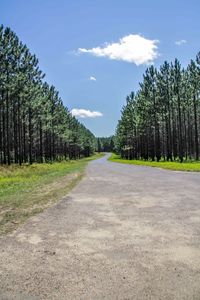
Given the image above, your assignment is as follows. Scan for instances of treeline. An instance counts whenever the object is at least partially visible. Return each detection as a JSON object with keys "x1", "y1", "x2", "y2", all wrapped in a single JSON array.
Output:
[
  {"x1": 115, "y1": 55, "x2": 200, "y2": 162},
  {"x1": 0, "y1": 26, "x2": 95, "y2": 165},
  {"x1": 96, "y1": 136, "x2": 115, "y2": 152}
]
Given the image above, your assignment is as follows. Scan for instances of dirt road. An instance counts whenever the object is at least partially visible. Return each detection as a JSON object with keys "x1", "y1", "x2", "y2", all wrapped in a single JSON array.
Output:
[{"x1": 1, "y1": 154, "x2": 200, "y2": 299}]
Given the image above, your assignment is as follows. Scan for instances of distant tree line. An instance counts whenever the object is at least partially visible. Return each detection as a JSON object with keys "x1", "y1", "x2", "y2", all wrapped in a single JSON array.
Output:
[
  {"x1": 115, "y1": 55, "x2": 200, "y2": 162},
  {"x1": 96, "y1": 136, "x2": 115, "y2": 152},
  {"x1": 0, "y1": 26, "x2": 96, "y2": 165}
]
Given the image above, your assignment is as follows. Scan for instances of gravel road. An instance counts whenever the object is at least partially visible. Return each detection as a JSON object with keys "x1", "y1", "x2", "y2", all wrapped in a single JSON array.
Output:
[{"x1": 1, "y1": 154, "x2": 200, "y2": 300}]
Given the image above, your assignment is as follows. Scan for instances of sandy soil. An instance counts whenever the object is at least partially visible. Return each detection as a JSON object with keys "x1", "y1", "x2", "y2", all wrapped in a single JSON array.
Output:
[{"x1": 0, "y1": 154, "x2": 200, "y2": 299}]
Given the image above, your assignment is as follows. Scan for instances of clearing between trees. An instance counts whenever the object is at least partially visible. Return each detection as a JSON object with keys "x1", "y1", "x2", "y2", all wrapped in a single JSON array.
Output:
[
  {"x1": 0, "y1": 154, "x2": 103, "y2": 235},
  {"x1": 0, "y1": 154, "x2": 200, "y2": 300}
]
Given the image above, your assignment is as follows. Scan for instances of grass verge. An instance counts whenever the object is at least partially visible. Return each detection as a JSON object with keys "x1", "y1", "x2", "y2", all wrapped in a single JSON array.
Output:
[
  {"x1": 0, "y1": 153, "x2": 104, "y2": 235},
  {"x1": 108, "y1": 153, "x2": 200, "y2": 172}
]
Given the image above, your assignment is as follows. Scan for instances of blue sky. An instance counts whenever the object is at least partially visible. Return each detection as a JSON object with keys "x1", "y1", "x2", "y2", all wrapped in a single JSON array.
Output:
[{"x1": 1, "y1": 0, "x2": 200, "y2": 136}]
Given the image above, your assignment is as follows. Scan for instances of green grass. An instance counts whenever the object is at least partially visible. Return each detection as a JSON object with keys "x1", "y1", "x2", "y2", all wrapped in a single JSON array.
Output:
[
  {"x1": 109, "y1": 153, "x2": 200, "y2": 172},
  {"x1": 0, "y1": 153, "x2": 104, "y2": 235}
]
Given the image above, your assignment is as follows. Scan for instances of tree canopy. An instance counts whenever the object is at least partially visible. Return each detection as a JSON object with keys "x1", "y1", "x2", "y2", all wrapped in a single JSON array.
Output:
[
  {"x1": 0, "y1": 26, "x2": 96, "y2": 165},
  {"x1": 96, "y1": 136, "x2": 115, "y2": 153},
  {"x1": 115, "y1": 55, "x2": 200, "y2": 162}
]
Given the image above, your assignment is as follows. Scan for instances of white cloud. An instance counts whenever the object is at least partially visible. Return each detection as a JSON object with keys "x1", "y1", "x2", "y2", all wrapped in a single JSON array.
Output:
[
  {"x1": 78, "y1": 34, "x2": 159, "y2": 65},
  {"x1": 175, "y1": 39, "x2": 187, "y2": 46},
  {"x1": 71, "y1": 108, "x2": 103, "y2": 118},
  {"x1": 89, "y1": 76, "x2": 96, "y2": 81}
]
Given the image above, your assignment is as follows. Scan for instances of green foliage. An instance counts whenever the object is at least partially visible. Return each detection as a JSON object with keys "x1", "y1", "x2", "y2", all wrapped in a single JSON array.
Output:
[
  {"x1": 0, "y1": 25, "x2": 96, "y2": 165},
  {"x1": 96, "y1": 136, "x2": 115, "y2": 152},
  {"x1": 115, "y1": 55, "x2": 200, "y2": 162}
]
